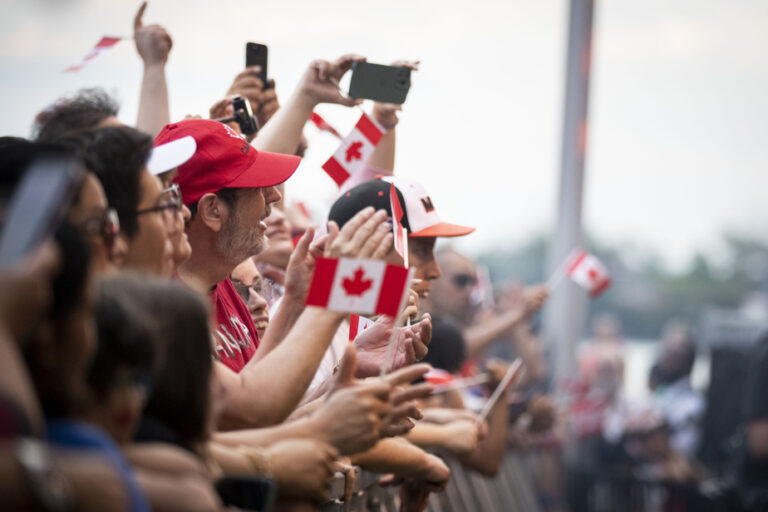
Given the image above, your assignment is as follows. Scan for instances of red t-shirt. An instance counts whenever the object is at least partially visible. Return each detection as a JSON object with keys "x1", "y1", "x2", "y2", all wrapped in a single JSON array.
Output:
[{"x1": 210, "y1": 277, "x2": 260, "y2": 372}]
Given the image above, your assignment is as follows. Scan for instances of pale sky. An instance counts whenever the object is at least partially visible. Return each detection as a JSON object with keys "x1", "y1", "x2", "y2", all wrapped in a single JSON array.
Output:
[{"x1": 1, "y1": 0, "x2": 766, "y2": 271}]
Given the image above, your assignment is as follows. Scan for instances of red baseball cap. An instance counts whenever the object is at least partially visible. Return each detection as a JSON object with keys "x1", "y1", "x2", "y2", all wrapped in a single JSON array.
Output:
[{"x1": 154, "y1": 119, "x2": 301, "y2": 205}]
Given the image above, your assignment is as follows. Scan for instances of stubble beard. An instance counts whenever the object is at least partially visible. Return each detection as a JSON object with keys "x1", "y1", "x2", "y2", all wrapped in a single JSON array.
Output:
[{"x1": 218, "y1": 214, "x2": 266, "y2": 266}]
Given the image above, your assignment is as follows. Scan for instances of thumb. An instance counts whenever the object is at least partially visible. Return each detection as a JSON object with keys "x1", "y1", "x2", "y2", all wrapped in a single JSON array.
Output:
[{"x1": 332, "y1": 344, "x2": 357, "y2": 391}]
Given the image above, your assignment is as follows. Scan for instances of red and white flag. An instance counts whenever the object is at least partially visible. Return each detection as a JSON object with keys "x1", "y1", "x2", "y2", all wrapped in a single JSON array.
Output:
[
  {"x1": 321, "y1": 113, "x2": 384, "y2": 187},
  {"x1": 389, "y1": 183, "x2": 408, "y2": 264},
  {"x1": 424, "y1": 368, "x2": 454, "y2": 386},
  {"x1": 306, "y1": 257, "x2": 410, "y2": 317},
  {"x1": 64, "y1": 36, "x2": 122, "y2": 73},
  {"x1": 348, "y1": 314, "x2": 375, "y2": 342},
  {"x1": 309, "y1": 112, "x2": 342, "y2": 139},
  {"x1": 567, "y1": 250, "x2": 611, "y2": 297}
]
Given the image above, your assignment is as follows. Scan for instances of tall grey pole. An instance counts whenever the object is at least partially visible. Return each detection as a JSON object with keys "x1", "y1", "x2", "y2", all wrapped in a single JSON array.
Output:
[{"x1": 544, "y1": 0, "x2": 594, "y2": 387}]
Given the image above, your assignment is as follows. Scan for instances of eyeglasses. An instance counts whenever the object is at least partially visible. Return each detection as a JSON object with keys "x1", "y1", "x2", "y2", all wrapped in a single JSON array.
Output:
[
  {"x1": 133, "y1": 184, "x2": 183, "y2": 225},
  {"x1": 451, "y1": 273, "x2": 478, "y2": 288},
  {"x1": 81, "y1": 208, "x2": 120, "y2": 249},
  {"x1": 231, "y1": 277, "x2": 274, "y2": 306}
]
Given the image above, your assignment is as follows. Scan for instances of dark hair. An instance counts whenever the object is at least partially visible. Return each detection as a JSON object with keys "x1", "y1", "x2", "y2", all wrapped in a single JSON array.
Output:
[
  {"x1": 422, "y1": 317, "x2": 467, "y2": 374},
  {"x1": 186, "y1": 187, "x2": 239, "y2": 222},
  {"x1": 57, "y1": 126, "x2": 153, "y2": 237},
  {"x1": 0, "y1": 138, "x2": 79, "y2": 206},
  {"x1": 114, "y1": 278, "x2": 213, "y2": 453},
  {"x1": 88, "y1": 278, "x2": 157, "y2": 403},
  {"x1": 24, "y1": 222, "x2": 92, "y2": 417},
  {"x1": 34, "y1": 88, "x2": 119, "y2": 142}
]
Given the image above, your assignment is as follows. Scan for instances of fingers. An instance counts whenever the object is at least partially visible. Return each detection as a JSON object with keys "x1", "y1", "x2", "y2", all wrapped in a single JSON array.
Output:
[
  {"x1": 323, "y1": 221, "x2": 340, "y2": 256},
  {"x1": 419, "y1": 313, "x2": 432, "y2": 345},
  {"x1": 332, "y1": 54, "x2": 366, "y2": 76},
  {"x1": 357, "y1": 222, "x2": 391, "y2": 259},
  {"x1": 412, "y1": 337, "x2": 428, "y2": 361},
  {"x1": 383, "y1": 362, "x2": 431, "y2": 388},
  {"x1": 370, "y1": 233, "x2": 394, "y2": 260},
  {"x1": 332, "y1": 345, "x2": 358, "y2": 391},
  {"x1": 292, "y1": 226, "x2": 315, "y2": 260},
  {"x1": 309, "y1": 233, "x2": 330, "y2": 258},
  {"x1": 134, "y1": 1, "x2": 147, "y2": 31},
  {"x1": 391, "y1": 382, "x2": 433, "y2": 405},
  {"x1": 357, "y1": 380, "x2": 391, "y2": 408},
  {"x1": 391, "y1": 59, "x2": 421, "y2": 71}
]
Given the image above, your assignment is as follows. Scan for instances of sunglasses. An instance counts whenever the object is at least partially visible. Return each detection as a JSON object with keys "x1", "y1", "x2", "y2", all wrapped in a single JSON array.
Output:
[{"x1": 451, "y1": 273, "x2": 478, "y2": 288}]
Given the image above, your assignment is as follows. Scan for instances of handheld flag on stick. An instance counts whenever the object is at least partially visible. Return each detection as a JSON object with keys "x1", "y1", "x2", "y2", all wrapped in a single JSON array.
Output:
[
  {"x1": 547, "y1": 249, "x2": 611, "y2": 298},
  {"x1": 321, "y1": 113, "x2": 385, "y2": 187},
  {"x1": 348, "y1": 314, "x2": 374, "y2": 342},
  {"x1": 64, "y1": 37, "x2": 123, "y2": 73},
  {"x1": 477, "y1": 358, "x2": 524, "y2": 422},
  {"x1": 306, "y1": 257, "x2": 411, "y2": 317},
  {"x1": 309, "y1": 112, "x2": 343, "y2": 139},
  {"x1": 426, "y1": 371, "x2": 491, "y2": 394}
]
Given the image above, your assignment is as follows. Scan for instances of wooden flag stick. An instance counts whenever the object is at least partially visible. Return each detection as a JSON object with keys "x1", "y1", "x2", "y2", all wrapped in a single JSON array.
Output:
[
  {"x1": 545, "y1": 250, "x2": 576, "y2": 291},
  {"x1": 381, "y1": 267, "x2": 415, "y2": 376},
  {"x1": 477, "y1": 359, "x2": 523, "y2": 422}
]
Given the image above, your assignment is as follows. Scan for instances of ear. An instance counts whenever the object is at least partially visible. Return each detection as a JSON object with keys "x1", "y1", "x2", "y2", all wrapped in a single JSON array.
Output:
[{"x1": 196, "y1": 193, "x2": 227, "y2": 233}]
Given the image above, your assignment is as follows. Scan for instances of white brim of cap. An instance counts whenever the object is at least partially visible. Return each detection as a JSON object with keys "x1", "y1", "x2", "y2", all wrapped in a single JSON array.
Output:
[{"x1": 147, "y1": 135, "x2": 197, "y2": 176}]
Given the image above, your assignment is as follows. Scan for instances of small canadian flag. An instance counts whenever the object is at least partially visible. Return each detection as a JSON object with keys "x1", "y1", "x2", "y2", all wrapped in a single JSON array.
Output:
[
  {"x1": 306, "y1": 257, "x2": 411, "y2": 317},
  {"x1": 321, "y1": 113, "x2": 384, "y2": 187},
  {"x1": 424, "y1": 369, "x2": 454, "y2": 386},
  {"x1": 348, "y1": 314, "x2": 375, "y2": 342},
  {"x1": 567, "y1": 250, "x2": 611, "y2": 297},
  {"x1": 64, "y1": 36, "x2": 122, "y2": 73}
]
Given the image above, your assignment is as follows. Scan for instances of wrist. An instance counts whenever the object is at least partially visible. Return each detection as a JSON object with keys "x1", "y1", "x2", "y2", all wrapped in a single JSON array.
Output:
[
  {"x1": 291, "y1": 89, "x2": 320, "y2": 115},
  {"x1": 142, "y1": 60, "x2": 167, "y2": 71}
]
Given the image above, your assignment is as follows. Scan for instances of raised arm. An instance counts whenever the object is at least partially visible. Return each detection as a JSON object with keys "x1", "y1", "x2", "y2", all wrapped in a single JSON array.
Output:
[
  {"x1": 134, "y1": 2, "x2": 172, "y2": 136},
  {"x1": 217, "y1": 208, "x2": 393, "y2": 428},
  {"x1": 364, "y1": 60, "x2": 420, "y2": 172},
  {"x1": 253, "y1": 54, "x2": 364, "y2": 155}
]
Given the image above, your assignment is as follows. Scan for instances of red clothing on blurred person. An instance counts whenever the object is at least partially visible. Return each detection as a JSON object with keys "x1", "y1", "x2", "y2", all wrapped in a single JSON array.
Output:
[{"x1": 210, "y1": 277, "x2": 259, "y2": 372}]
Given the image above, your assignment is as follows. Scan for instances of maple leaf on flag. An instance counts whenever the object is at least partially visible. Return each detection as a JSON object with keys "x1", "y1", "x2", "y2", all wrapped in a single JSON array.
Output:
[
  {"x1": 345, "y1": 141, "x2": 363, "y2": 162},
  {"x1": 342, "y1": 267, "x2": 373, "y2": 296}
]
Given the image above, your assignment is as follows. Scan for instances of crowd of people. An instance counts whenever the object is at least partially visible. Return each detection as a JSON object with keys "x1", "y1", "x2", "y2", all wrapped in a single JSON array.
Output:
[{"x1": 2, "y1": 3, "x2": 767, "y2": 512}]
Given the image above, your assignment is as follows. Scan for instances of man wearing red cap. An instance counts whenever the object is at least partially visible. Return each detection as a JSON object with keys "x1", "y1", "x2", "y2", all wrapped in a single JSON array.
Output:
[{"x1": 155, "y1": 118, "x2": 393, "y2": 427}]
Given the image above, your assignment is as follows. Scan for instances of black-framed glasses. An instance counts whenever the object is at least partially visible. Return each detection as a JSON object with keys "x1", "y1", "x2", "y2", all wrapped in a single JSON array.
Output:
[
  {"x1": 133, "y1": 184, "x2": 183, "y2": 223},
  {"x1": 81, "y1": 208, "x2": 120, "y2": 249},
  {"x1": 451, "y1": 273, "x2": 477, "y2": 288}
]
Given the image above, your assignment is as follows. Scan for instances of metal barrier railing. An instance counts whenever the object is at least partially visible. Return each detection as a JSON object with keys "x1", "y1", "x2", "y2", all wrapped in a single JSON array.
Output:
[{"x1": 320, "y1": 451, "x2": 543, "y2": 512}]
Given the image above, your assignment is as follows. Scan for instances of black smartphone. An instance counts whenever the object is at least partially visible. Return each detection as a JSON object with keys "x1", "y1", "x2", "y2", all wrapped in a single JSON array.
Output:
[
  {"x1": 215, "y1": 476, "x2": 276, "y2": 511},
  {"x1": 0, "y1": 157, "x2": 84, "y2": 267},
  {"x1": 245, "y1": 42, "x2": 268, "y2": 85},
  {"x1": 348, "y1": 62, "x2": 411, "y2": 104}
]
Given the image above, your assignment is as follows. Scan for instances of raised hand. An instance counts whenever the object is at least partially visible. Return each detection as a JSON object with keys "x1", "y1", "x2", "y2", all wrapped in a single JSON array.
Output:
[
  {"x1": 282, "y1": 226, "x2": 319, "y2": 304},
  {"x1": 264, "y1": 439, "x2": 339, "y2": 503},
  {"x1": 133, "y1": 2, "x2": 172, "y2": 66},
  {"x1": 353, "y1": 313, "x2": 432, "y2": 378},
  {"x1": 324, "y1": 207, "x2": 392, "y2": 260},
  {"x1": 226, "y1": 67, "x2": 265, "y2": 117},
  {"x1": 297, "y1": 54, "x2": 366, "y2": 107},
  {"x1": 371, "y1": 60, "x2": 420, "y2": 128}
]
